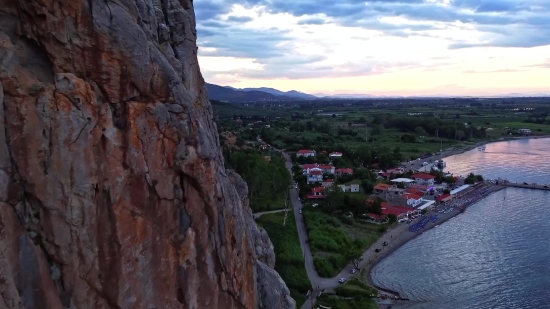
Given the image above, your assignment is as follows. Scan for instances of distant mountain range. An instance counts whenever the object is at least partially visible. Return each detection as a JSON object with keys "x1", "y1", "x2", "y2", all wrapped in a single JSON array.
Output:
[
  {"x1": 205, "y1": 83, "x2": 317, "y2": 102},
  {"x1": 205, "y1": 83, "x2": 550, "y2": 102}
]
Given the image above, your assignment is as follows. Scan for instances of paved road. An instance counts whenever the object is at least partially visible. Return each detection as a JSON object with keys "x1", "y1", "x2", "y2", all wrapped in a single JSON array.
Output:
[{"x1": 276, "y1": 150, "x2": 404, "y2": 309}]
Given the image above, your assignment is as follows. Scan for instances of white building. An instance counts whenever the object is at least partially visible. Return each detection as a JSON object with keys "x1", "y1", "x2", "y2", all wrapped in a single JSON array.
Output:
[
  {"x1": 411, "y1": 173, "x2": 436, "y2": 186},
  {"x1": 518, "y1": 129, "x2": 531, "y2": 135},
  {"x1": 338, "y1": 184, "x2": 360, "y2": 193},
  {"x1": 329, "y1": 152, "x2": 343, "y2": 158},
  {"x1": 307, "y1": 170, "x2": 323, "y2": 184}
]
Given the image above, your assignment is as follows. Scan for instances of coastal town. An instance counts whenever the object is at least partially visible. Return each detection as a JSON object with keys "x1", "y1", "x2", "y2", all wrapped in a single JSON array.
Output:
[
  {"x1": 217, "y1": 98, "x2": 550, "y2": 309},
  {"x1": 271, "y1": 139, "x2": 550, "y2": 309}
]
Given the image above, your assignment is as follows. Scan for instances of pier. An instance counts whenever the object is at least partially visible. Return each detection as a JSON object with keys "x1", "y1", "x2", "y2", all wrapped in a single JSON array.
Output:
[{"x1": 502, "y1": 182, "x2": 550, "y2": 191}]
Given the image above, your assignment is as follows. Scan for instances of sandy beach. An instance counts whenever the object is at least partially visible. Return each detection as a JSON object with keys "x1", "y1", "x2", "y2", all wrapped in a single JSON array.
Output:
[{"x1": 364, "y1": 183, "x2": 506, "y2": 308}]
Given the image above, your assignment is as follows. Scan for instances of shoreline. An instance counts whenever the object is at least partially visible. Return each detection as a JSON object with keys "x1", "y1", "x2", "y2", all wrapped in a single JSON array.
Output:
[
  {"x1": 437, "y1": 135, "x2": 550, "y2": 162},
  {"x1": 365, "y1": 184, "x2": 506, "y2": 300},
  {"x1": 407, "y1": 135, "x2": 550, "y2": 174}
]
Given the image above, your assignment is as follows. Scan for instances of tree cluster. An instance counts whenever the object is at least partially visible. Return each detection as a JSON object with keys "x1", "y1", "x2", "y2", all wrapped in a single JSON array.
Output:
[{"x1": 223, "y1": 148, "x2": 291, "y2": 211}]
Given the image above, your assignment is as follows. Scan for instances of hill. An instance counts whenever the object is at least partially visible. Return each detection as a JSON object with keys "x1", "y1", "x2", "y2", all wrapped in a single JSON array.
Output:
[{"x1": 206, "y1": 83, "x2": 317, "y2": 102}]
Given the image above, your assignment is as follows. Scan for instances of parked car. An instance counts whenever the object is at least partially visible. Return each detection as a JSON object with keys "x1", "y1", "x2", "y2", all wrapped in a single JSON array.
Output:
[
  {"x1": 375, "y1": 248, "x2": 381, "y2": 253},
  {"x1": 382, "y1": 241, "x2": 388, "y2": 246},
  {"x1": 299, "y1": 209, "x2": 303, "y2": 214},
  {"x1": 350, "y1": 269, "x2": 358, "y2": 274},
  {"x1": 338, "y1": 278, "x2": 347, "y2": 283}
]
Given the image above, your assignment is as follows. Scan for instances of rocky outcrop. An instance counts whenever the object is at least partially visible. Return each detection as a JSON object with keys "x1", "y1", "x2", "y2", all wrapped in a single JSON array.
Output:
[{"x1": 0, "y1": 1, "x2": 294, "y2": 309}]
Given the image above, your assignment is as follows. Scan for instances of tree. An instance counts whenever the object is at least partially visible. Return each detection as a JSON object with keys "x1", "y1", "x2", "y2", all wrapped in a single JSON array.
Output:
[
  {"x1": 361, "y1": 180, "x2": 374, "y2": 194},
  {"x1": 415, "y1": 126, "x2": 427, "y2": 137},
  {"x1": 345, "y1": 239, "x2": 365, "y2": 269},
  {"x1": 455, "y1": 130, "x2": 465, "y2": 141}
]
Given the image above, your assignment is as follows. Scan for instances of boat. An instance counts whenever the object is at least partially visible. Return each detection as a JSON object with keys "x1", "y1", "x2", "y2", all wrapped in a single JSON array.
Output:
[{"x1": 435, "y1": 139, "x2": 446, "y2": 169}]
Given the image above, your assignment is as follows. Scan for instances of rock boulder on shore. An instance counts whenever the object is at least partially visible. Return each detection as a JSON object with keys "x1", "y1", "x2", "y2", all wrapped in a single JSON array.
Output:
[{"x1": 0, "y1": 1, "x2": 294, "y2": 308}]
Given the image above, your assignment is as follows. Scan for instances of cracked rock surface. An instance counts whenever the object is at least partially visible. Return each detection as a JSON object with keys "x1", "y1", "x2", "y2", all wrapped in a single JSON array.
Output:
[{"x1": 0, "y1": 1, "x2": 294, "y2": 308}]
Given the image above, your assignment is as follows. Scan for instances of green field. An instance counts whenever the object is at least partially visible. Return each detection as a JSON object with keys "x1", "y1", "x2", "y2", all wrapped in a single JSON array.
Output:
[
  {"x1": 303, "y1": 209, "x2": 388, "y2": 277},
  {"x1": 256, "y1": 212, "x2": 310, "y2": 307}
]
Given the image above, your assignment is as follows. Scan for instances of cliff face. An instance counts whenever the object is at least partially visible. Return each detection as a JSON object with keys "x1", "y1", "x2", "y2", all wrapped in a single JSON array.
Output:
[{"x1": 0, "y1": 1, "x2": 294, "y2": 308}]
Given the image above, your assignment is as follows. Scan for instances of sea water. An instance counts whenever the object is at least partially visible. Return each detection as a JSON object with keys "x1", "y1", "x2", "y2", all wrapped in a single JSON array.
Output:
[{"x1": 370, "y1": 138, "x2": 550, "y2": 309}]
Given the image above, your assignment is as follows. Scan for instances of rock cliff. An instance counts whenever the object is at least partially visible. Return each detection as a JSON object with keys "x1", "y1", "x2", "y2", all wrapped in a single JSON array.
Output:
[{"x1": 0, "y1": 1, "x2": 295, "y2": 308}]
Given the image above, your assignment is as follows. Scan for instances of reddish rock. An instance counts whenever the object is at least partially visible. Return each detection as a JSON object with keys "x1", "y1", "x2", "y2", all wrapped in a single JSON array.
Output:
[{"x1": 0, "y1": 1, "x2": 294, "y2": 308}]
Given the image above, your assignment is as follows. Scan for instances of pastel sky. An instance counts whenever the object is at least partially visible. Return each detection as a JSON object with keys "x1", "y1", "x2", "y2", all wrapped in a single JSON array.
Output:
[{"x1": 194, "y1": 0, "x2": 550, "y2": 96}]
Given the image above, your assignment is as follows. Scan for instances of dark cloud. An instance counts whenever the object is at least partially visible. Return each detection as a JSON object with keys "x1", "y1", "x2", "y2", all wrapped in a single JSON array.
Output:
[
  {"x1": 194, "y1": 0, "x2": 550, "y2": 80},
  {"x1": 297, "y1": 17, "x2": 326, "y2": 25},
  {"x1": 198, "y1": 27, "x2": 292, "y2": 59},
  {"x1": 226, "y1": 15, "x2": 254, "y2": 23}
]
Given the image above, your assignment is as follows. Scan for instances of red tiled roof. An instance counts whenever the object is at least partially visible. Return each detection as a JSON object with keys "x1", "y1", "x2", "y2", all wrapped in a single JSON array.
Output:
[
  {"x1": 367, "y1": 213, "x2": 386, "y2": 220},
  {"x1": 381, "y1": 172, "x2": 390, "y2": 177},
  {"x1": 325, "y1": 179, "x2": 333, "y2": 183},
  {"x1": 412, "y1": 173, "x2": 436, "y2": 179},
  {"x1": 302, "y1": 164, "x2": 318, "y2": 169},
  {"x1": 409, "y1": 184, "x2": 429, "y2": 191},
  {"x1": 405, "y1": 189, "x2": 425, "y2": 196},
  {"x1": 310, "y1": 171, "x2": 323, "y2": 175},
  {"x1": 381, "y1": 203, "x2": 415, "y2": 216},
  {"x1": 318, "y1": 165, "x2": 334, "y2": 169},
  {"x1": 297, "y1": 149, "x2": 315, "y2": 154},
  {"x1": 336, "y1": 168, "x2": 353, "y2": 174},
  {"x1": 436, "y1": 193, "x2": 452, "y2": 202},
  {"x1": 403, "y1": 193, "x2": 422, "y2": 200},
  {"x1": 307, "y1": 194, "x2": 326, "y2": 199},
  {"x1": 374, "y1": 183, "x2": 393, "y2": 191}
]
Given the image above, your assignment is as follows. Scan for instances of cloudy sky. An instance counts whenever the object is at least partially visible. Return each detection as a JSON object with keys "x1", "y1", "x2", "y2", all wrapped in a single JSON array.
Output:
[{"x1": 195, "y1": 0, "x2": 550, "y2": 96}]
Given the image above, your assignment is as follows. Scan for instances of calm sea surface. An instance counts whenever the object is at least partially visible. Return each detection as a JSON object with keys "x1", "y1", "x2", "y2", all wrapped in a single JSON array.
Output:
[{"x1": 371, "y1": 138, "x2": 550, "y2": 309}]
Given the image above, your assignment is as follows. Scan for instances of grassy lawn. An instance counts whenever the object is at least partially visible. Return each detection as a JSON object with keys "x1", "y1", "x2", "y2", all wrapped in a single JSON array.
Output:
[
  {"x1": 334, "y1": 278, "x2": 378, "y2": 297},
  {"x1": 251, "y1": 196, "x2": 288, "y2": 212},
  {"x1": 256, "y1": 212, "x2": 310, "y2": 308},
  {"x1": 315, "y1": 294, "x2": 378, "y2": 309},
  {"x1": 304, "y1": 209, "x2": 389, "y2": 278}
]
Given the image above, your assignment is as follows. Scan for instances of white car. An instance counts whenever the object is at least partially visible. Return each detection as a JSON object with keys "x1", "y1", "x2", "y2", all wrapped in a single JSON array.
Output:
[
  {"x1": 338, "y1": 278, "x2": 347, "y2": 283},
  {"x1": 299, "y1": 209, "x2": 303, "y2": 214},
  {"x1": 350, "y1": 269, "x2": 358, "y2": 274}
]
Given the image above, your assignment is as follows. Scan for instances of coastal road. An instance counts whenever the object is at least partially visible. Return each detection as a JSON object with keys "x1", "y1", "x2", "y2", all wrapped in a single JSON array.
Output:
[{"x1": 276, "y1": 150, "x2": 409, "y2": 309}]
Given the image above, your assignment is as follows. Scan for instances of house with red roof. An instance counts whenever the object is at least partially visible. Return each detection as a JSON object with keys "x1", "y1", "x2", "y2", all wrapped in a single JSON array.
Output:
[
  {"x1": 368, "y1": 202, "x2": 417, "y2": 220},
  {"x1": 318, "y1": 164, "x2": 335, "y2": 174},
  {"x1": 405, "y1": 188, "x2": 425, "y2": 197},
  {"x1": 307, "y1": 170, "x2": 323, "y2": 184},
  {"x1": 322, "y1": 179, "x2": 334, "y2": 188},
  {"x1": 329, "y1": 152, "x2": 343, "y2": 158},
  {"x1": 302, "y1": 164, "x2": 319, "y2": 173},
  {"x1": 402, "y1": 193, "x2": 424, "y2": 207},
  {"x1": 411, "y1": 173, "x2": 436, "y2": 186},
  {"x1": 374, "y1": 183, "x2": 393, "y2": 193},
  {"x1": 436, "y1": 193, "x2": 454, "y2": 203},
  {"x1": 296, "y1": 149, "x2": 316, "y2": 157},
  {"x1": 307, "y1": 187, "x2": 325, "y2": 199},
  {"x1": 335, "y1": 168, "x2": 353, "y2": 176}
]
